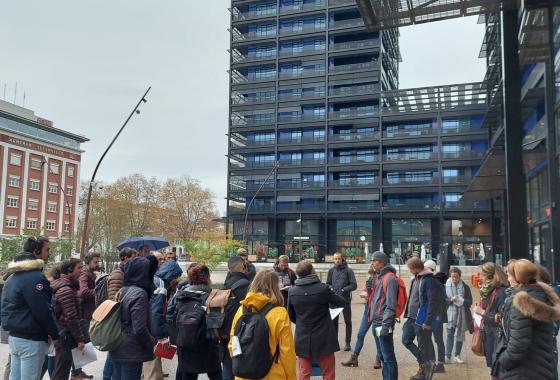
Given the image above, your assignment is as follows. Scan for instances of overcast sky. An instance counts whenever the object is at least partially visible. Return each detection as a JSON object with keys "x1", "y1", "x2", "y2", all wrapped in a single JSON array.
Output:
[{"x1": 0, "y1": 2, "x2": 486, "y2": 215}]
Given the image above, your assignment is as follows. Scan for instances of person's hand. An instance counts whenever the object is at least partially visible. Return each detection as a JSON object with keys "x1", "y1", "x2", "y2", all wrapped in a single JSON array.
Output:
[
  {"x1": 474, "y1": 305, "x2": 485, "y2": 315},
  {"x1": 379, "y1": 326, "x2": 390, "y2": 336},
  {"x1": 158, "y1": 338, "x2": 170, "y2": 345},
  {"x1": 451, "y1": 296, "x2": 457, "y2": 303},
  {"x1": 77, "y1": 342, "x2": 85, "y2": 351},
  {"x1": 422, "y1": 323, "x2": 431, "y2": 331}
]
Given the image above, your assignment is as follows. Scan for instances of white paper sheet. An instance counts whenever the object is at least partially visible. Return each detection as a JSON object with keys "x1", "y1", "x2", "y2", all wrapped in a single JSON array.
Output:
[
  {"x1": 71, "y1": 342, "x2": 97, "y2": 369},
  {"x1": 330, "y1": 307, "x2": 344, "y2": 320},
  {"x1": 454, "y1": 295, "x2": 464, "y2": 307},
  {"x1": 473, "y1": 313, "x2": 483, "y2": 328}
]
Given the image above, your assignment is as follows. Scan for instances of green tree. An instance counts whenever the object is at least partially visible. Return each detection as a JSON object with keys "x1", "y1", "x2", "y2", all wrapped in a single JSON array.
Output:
[{"x1": 181, "y1": 233, "x2": 243, "y2": 271}]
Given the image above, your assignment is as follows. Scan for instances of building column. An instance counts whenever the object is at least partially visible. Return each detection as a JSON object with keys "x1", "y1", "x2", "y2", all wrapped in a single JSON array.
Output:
[{"x1": 501, "y1": 8, "x2": 529, "y2": 259}]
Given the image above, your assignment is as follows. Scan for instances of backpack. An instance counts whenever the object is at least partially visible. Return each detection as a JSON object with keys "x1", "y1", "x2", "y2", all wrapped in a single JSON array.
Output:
[
  {"x1": 89, "y1": 287, "x2": 143, "y2": 351},
  {"x1": 232, "y1": 304, "x2": 279, "y2": 379},
  {"x1": 205, "y1": 278, "x2": 249, "y2": 339},
  {"x1": 382, "y1": 273, "x2": 408, "y2": 319},
  {"x1": 174, "y1": 289, "x2": 208, "y2": 350},
  {"x1": 94, "y1": 273, "x2": 110, "y2": 307}
]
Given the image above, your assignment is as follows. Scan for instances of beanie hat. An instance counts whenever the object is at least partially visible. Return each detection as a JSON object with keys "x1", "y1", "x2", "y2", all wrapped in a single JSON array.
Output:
[
  {"x1": 371, "y1": 251, "x2": 388, "y2": 264},
  {"x1": 424, "y1": 259, "x2": 437, "y2": 271}
]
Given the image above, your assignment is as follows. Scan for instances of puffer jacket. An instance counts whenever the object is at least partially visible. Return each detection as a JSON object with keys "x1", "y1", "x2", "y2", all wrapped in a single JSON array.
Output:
[
  {"x1": 326, "y1": 260, "x2": 357, "y2": 302},
  {"x1": 78, "y1": 266, "x2": 96, "y2": 319},
  {"x1": 229, "y1": 292, "x2": 296, "y2": 380},
  {"x1": 107, "y1": 262, "x2": 125, "y2": 301},
  {"x1": 496, "y1": 282, "x2": 560, "y2": 380},
  {"x1": 0, "y1": 252, "x2": 59, "y2": 342},
  {"x1": 150, "y1": 260, "x2": 182, "y2": 339},
  {"x1": 51, "y1": 275, "x2": 85, "y2": 344}
]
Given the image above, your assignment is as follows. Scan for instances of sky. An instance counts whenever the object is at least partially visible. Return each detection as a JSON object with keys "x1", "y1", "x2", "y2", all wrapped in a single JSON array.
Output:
[{"x1": 0, "y1": 2, "x2": 486, "y2": 216}]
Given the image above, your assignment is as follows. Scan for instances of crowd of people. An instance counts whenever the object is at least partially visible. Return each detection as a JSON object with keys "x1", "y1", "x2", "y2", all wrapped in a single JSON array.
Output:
[{"x1": 1, "y1": 236, "x2": 560, "y2": 380}]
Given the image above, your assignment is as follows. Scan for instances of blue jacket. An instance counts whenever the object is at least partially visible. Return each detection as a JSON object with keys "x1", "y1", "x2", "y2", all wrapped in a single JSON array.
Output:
[
  {"x1": 418, "y1": 270, "x2": 447, "y2": 326},
  {"x1": 0, "y1": 252, "x2": 59, "y2": 342},
  {"x1": 150, "y1": 261, "x2": 182, "y2": 339}
]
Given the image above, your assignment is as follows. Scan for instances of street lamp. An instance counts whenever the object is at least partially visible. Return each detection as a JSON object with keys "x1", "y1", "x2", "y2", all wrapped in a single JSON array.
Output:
[{"x1": 80, "y1": 87, "x2": 151, "y2": 259}]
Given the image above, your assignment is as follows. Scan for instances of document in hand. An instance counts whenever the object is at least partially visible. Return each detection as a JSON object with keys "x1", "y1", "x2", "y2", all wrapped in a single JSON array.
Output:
[
  {"x1": 473, "y1": 313, "x2": 483, "y2": 328},
  {"x1": 330, "y1": 307, "x2": 344, "y2": 320},
  {"x1": 71, "y1": 343, "x2": 97, "y2": 369}
]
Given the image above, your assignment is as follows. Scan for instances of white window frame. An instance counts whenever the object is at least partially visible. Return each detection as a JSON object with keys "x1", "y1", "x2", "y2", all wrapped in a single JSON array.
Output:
[
  {"x1": 48, "y1": 183, "x2": 58, "y2": 194},
  {"x1": 5, "y1": 217, "x2": 17, "y2": 228},
  {"x1": 7, "y1": 197, "x2": 18, "y2": 208},
  {"x1": 64, "y1": 222, "x2": 70, "y2": 232},
  {"x1": 67, "y1": 166, "x2": 75, "y2": 177},
  {"x1": 29, "y1": 179, "x2": 40, "y2": 191},
  {"x1": 47, "y1": 202, "x2": 57, "y2": 213},
  {"x1": 50, "y1": 163, "x2": 59, "y2": 175},
  {"x1": 9, "y1": 153, "x2": 21, "y2": 166},
  {"x1": 46, "y1": 220, "x2": 56, "y2": 231},
  {"x1": 65, "y1": 204, "x2": 72, "y2": 214},
  {"x1": 27, "y1": 219, "x2": 37, "y2": 230},
  {"x1": 31, "y1": 159, "x2": 43, "y2": 170},
  {"x1": 66, "y1": 186, "x2": 73, "y2": 196},
  {"x1": 9, "y1": 176, "x2": 20, "y2": 188},
  {"x1": 28, "y1": 199, "x2": 39, "y2": 211}
]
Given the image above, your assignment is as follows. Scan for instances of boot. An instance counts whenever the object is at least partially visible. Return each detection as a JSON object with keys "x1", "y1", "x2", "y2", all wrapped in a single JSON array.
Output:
[
  {"x1": 341, "y1": 354, "x2": 359, "y2": 367},
  {"x1": 409, "y1": 366, "x2": 425, "y2": 380},
  {"x1": 374, "y1": 355, "x2": 382, "y2": 369}
]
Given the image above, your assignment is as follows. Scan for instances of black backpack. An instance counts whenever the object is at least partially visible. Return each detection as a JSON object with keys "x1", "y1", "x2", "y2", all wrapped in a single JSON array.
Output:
[
  {"x1": 232, "y1": 304, "x2": 279, "y2": 379},
  {"x1": 94, "y1": 273, "x2": 110, "y2": 307},
  {"x1": 174, "y1": 289, "x2": 208, "y2": 350}
]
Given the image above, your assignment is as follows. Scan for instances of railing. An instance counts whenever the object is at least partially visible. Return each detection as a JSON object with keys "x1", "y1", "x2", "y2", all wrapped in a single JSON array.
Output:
[
  {"x1": 229, "y1": 181, "x2": 275, "y2": 191},
  {"x1": 280, "y1": 25, "x2": 326, "y2": 36},
  {"x1": 280, "y1": 1, "x2": 326, "y2": 14},
  {"x1": 231, "y1": 116, "x2": 276, "y2": 127},
  {"x1": 246, "y1": 139, "x2": 276, "y2": 146},
  {"x1": 278, "y1": 90, "x2": 326, "y2": 101},
  {"x1": 330, "y1": 39, "x2": 378, "y2": 51},
  {"x1": 329, "y1": 0, "x2": 355, "y2": 6},
  {"x1": 441, "y1": 126, "x2": 485, "y2": 134},
  {"x1": 383, "y1": 202, "x2": 439, "y2": 210},
  {"x1": 277, "y1": 113, "x2": 325, "y2": 122},
  {"x1": 330, "y1": 18, "x2": 364, "y2": 28},
  {"x1": 383, "y1": 128, "x2": 436, "y2": 138},
  {"x1": 279, "y1": 158, "x2": 325, "y2": 166},
  {"x1": 441, "y1": 151, "x2": 485, "y2": 159},
  {"x1": 329, "y1": 132, "x2": 378, "y2": 142},
  {"x1": 279, "y1": 69, "x2": 325, "y2": 79},
  {"x1": 444, "y1": 201, "x2": 490, "y2": 209},
  {"x1": 330, "y1": 61, "x2": 377, "y2": 73},
  {"x1": 384, "y1": 152, "x2": 435, "y2": 161},
  {"x1": 329, "y1": 156, "x2": 377, "y2": 164},
  {"x1": 329, "y1": 202, "x2": 379, "y2": 211},
  {"x1": 279, "y1": 46, "x2": 326, "y2": 57},
  {"x1": 329, "y1": 84, "x2": 378, "y2": 96},
  {"x1": 277, "y1": 181, "x2": 325, "y2": 189},
  {"x1": 277, "y1": 203, "x2": 325, "y2": 212},
  {"x1": 278, "y1": 136, "x2": 325, "y2": 144},
  {"x1": 232, "y1": 31, "x2": 277, "y2": 43},
  {"x1": 329, "y1": 178, "x2": 378, "y2": 187},
  {"x1": 231, "y1": 95, "x2": 276, "y2": 105},
  {"x1": 232, "y1": 52, "x2": 277, "y2": 64},
  {"x1": 329, "y1": 108, "x2": 378, "y2": 119},
  {"x1": 383, "y1": 177, "x2": 437, "y2": 185},
  {"x1": 442, "y1": 176, "x2": 471, "y2": 184},
  {"x1": 232, "y1": 10, "x2": 277, "y2": 22},
  {"x1": 245, "y1": 160, "x2": 277, "y2": 168}
]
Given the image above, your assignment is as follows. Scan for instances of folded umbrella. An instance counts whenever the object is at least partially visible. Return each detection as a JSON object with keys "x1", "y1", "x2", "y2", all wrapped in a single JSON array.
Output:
[{"x1": 116, "y1": 236, "x2": 170, "y2": 251}]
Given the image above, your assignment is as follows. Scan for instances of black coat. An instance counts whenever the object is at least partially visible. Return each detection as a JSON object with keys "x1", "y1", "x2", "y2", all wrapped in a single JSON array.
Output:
[
  {"x1": 0, "y1": 253, "x2": 59, "y2": 342},
  {"x1": 326, "y1": 261, "x2": 357, "y2": 302},
  {"x1": 418, "y1": 271, "x2": 448, "y2": 326},
  {"x1": 481, "y1": 286, "x2": 507, "y2": 367},
  {"x1": 110, "y1": 257, "x2": 156, "y2": 363},
  {"x1": 496, "y1": 283, "x2": 560, "y2": 380},
  {"x1": 177, "y1": 284, "x2": 222, "y2": 374},
  {"x1": 287, "y1": 275, "x2": 345, "y2": 359}
]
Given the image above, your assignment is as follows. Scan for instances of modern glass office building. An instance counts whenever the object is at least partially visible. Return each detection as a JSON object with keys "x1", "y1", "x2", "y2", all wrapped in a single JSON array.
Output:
[{"x1": 226, "y1": 0, "x2": 497, "y2": 264}]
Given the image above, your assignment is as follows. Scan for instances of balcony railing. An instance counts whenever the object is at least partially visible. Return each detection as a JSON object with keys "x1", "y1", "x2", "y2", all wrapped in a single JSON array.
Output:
[
  {"x1": 231, "y1": 95, "x2": 276, "y2": 105},
  {"x1": 279, "y1": 25, "x2": 326, "y2": 36},
  {"x1": 231, "y1": 116, "x2": 276, "y2": 127},
  {"x1": 330, "y1": 61, "x2": 377, "y2": 74},
  {"x1": 278, "y1": 136, "x2": 325, "y2": 144},
  {"x1": 229, "y1": 181, "x2": 275, "y2": 191},
  {"x1": 383, "y1": 202, "x2": 439, "y2": 210},
  {"x1": 383, "y1": 177, "x2": 438, "y2": 186},
  {"x1": 330, "y1": 18, "x2": 365, "y2": 29},
  {"x1": 329, "y1": 84, "x2": 379, "y2": 96},
  {"x1": 232, "y1": 31, "x2": 277, "y2": 43},
  {"x1": 277, "y1": 113, "x2": 325, "y2": 122},
  {"x1": 246, "y1": 139, "x2": 276, "y2": 146},
  {"x1": 279, "y1": 46, "x2": 325, "y2": 57},
  {"x1": 328, "y1": 202, "x2": 379, "y2": 211},
  {"x1": 329, "y1": 178, "x2": 378, "y2": 187},
  {"x1": 329, "y1": 108, "x2": 378, "y2": 119},
  {"x1": 384, "y1": 152, "x2": 435, "y2": 161},
  {"x1": 383, "y1": 128, "x2": 436, "y2": 138},
  {"x1": 279, "y1": 69, "x2": 325, "y2": 79},
  {"x1": 232, "y1": 10, "x2": 277, "y2": 22},
  {"x1": 441, "y1": 151, "x2": 485, "y2": 159},
  {"x1": 277, "y1": 181, "x2": 325, "y2": 189},
  {"x1": 277, "y1": 204, "x2": 325, "y2": 212},
  {"x1": 329, "y1": 0, "x2": 355, "y2": 6},
  {"x1": 245, "y1": 160, "x2": 277, "y2": 168},
  {"x1": 329, "y1": 156, "x2": 377, "y2": 164},
  {"x1": 441, "y1": 126, "x2": 484, "y2": 134},
  {"x1": 232, "y1": 52, "x2": 277, "y2": 64},
  {"x1": 329, "y1": 132, "x2": 378, "y2": 142},
  {"x1": 278, "y1": 91, "x2": 326, "y2": 101},
  {"x1": 444, "y1": 200, "x2": 490, "y2": 209},
  {"x1": 280, "y1": 1, "x2": 326, "y2": 14},
  {"x1": 279, "y1": 158, "x2": 325, "y2": 167},
  {"x1": 330, "y1": 39, "x2": 378, "y2": 51},
  {"x1": 442, "y1": 176, "x2": 471, "y2": 184}
]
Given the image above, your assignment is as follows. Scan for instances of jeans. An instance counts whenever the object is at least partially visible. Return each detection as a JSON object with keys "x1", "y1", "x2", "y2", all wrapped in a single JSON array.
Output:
[
  {"x1": 333, "y1": 301, "x2": 352, "y2": 345},
  {"x1": 8, "y1": 336, "x2": 49, "y2": 380},
  {"x1": 417, "y1": 326, "x2": 435, "y2": 362},
  {"x1": 103, "y1": 355, "x2": 113, "y2": 380},
  {"x1": 113, "y1": 362, "x2": 143, "y2": 380},
  {"x1": 432, "y1": 324, "x2": 445, "y2": 364},
  {"x1": 445, "y1": 326, "x2": 463, "y2": 358},
  {"x1": 219, "y1": 340, "x2": 233, "y2": 380},
  {"x1": 353, "y1": 305, "x2": 375, "y2": 356},
  {"x1": 401, "y1": 319, "x2": 426, "y2": 365},
  {"x1": 374, "y1": 329, "x2": 398, "y2": 380}
]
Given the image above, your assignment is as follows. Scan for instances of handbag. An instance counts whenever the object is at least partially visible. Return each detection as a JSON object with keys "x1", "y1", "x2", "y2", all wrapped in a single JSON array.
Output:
[
  {"x1": 153, "y1": 341, "x2": 177, "y2": 360},
  {"x1": 471, "y1": 289, "x2": 496, "y2": 356}
]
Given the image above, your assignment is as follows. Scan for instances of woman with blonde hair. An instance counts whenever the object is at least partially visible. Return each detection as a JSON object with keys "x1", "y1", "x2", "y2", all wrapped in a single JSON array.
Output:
[
  {"x1": 494, "y1": 259, "x2": 560, "y2": 379},
  {"x1": 229, "y1": 270, "x2": 296, "y2": 380},
  {"x1": 473, "y1": 262, "x2": 509, "y2": 376}
]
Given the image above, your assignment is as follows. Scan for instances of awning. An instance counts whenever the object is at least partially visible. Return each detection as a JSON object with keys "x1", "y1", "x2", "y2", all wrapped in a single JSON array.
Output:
[{"x1": 277, "y1": 195, "x2": 301, "y2": 202}]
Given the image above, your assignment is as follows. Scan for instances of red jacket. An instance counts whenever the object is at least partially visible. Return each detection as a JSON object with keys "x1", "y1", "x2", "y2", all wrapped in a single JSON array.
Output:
[
  {"x1": 78, "y1": 266, "x2": 96, "y2": 319},
  {"x1": 52, "y1": 276, "x2": 85, "y2": 343}
]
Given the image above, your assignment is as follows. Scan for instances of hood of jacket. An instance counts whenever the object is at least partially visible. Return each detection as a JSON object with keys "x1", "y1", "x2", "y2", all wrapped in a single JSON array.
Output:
[
  {"x1": 155, "y1": 260, "x2": 182, "y2": 286},
  {"x1": 295, "y1": 274, "x2": 321, "y2": 286},
  {"x1": 240, "y1": 291, "x2": 273, "y2": 312},
  {"x1": 175, "y1": 284, "x2": 212, "y2": 302},
  {"x1": 379, "y1": 265, "x2": 396, "y2": 277},
  {"x1": 51, "y1": 275, "x2": 78, "y2": 293},
  {"x1": 124, "y1": 256, "x2": 152, "y2": 294},
  {"x1": 8, "y1": 252, "x2": 44, "y2": 273},
  {"x1": 513, "y1": 282, "x2": 560, "y2": 324}
]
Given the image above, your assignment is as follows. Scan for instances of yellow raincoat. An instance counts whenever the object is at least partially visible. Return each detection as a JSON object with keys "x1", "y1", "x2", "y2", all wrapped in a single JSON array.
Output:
[{"x1": 229, "y1": 292, "x2": 297, "y2": 380}]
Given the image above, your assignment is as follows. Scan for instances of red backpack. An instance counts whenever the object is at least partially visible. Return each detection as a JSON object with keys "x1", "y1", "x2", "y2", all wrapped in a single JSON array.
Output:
[{"x1": 382, "y1": 273, "x2": 408, "y2": 320}]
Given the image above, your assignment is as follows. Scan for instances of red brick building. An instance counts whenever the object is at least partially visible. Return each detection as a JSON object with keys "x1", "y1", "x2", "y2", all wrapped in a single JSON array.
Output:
[{"x1": 0, "y1": 100, "x2": 88, "y2": 239}]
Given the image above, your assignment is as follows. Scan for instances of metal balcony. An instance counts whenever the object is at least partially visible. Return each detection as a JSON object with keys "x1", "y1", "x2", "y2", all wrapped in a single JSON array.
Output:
[
  {"x1": 382, "y1": 177, "x2": 437, "y2": 186},
  {"x1": 330, "y1": 61, "x2": 377, "y2": 74},
  {"x1": 329, "y1": 107, "x2": 378, "y2": 119},
  {"x1": 384, "y1": 152, "x2": 435, "y2": 161},
  {"x1": 383, "y1": 128, "x2": 436, "y2": 138},
  {"x1": 328, "y1": 202, "x2": 379, "y2": 211},
  {"x1": 279, "y1": 158, "x2": 325, "y2": 167},
  {"x1": 278, "y1": 135, "x2": 325, "y2": 144},
  {"x1": 328, "y1": 131, "x2": 379, "y2": 142},
  {"x1": 330, "y1": 39, "x2": 378, "y2": 51},
  {"x1": 329, "y1": 178, "x2": 378, "y2": 187},
  {"x1": 329, "y1": 155, "x2": 377, "y2": 164}
]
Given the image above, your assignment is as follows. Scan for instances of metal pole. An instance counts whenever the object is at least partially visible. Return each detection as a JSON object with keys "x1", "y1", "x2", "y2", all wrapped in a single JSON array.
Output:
[
  {"x1": 299, "y1": 212, "x2": 302, "y2": 259},
  {"x1": 80, "y1": 87, "x2": 151, "y2": 259}
]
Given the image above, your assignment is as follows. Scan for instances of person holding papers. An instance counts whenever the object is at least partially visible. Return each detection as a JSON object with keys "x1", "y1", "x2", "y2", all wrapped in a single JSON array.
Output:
[
  {"x1": 445, "y1": 267, "x2": 473, "y2": 365},
  {"x1": 287, "y1": 260, "x2": 345, "y2": 380}
]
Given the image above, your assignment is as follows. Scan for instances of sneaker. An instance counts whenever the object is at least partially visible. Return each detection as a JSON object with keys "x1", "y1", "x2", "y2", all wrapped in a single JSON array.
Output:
[
  {"x1": 445, "y1": 356, "x2": 452, "y2": 364},
  {"x1": 422, "y1": 361, "x2": 436, "y2": 380},
  {"x1": 434, "y1": 363, "x2": 445, "y2": 373},
  {"x1": 454, "y1": 356, "x2": 464, "y2": 364}
]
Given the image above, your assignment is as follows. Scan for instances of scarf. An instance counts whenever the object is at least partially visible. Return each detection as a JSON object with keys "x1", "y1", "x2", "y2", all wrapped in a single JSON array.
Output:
[{"x1": 446, "y1": 278, "x2": 467, "y2": 342}]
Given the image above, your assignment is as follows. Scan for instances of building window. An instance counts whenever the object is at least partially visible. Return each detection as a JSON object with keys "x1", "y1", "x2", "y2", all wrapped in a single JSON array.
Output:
[
  {"x1": 28, "y1": 199, "x2": 39, "y2": 211},
  {"x1": 10, "y1": 153, "x2": 21, "y2": 166},
  {"x1": 65, "y1": 204, "x2": 71, "y2": 214},
  {"x1": 64, "y1": 222, "x2": 70, "y2": 232},
  {"x1": 46, "y1": 220, "x2": 56, "y2": 231},
  {"x1": 5, "y1": 217, "x2": 17, "y2": 228},
  {"x1": 66, "y1": 186, "x2": 73, "y2": 196},
  {"x1": 9, "y1": 176, "x2": 20, "y2": 188},
  {"x1": 68, "y1": 166, "x2": 74, "y2": 177},
  {"x1": 31, "y1": 159, "x2": 43, "y2": 170},
  {"x1": 29, "y1": 179, "x2": 40, "y2": 191},
  {"x1": 47, "y1": 202, "x2": 57, "y2": 213},
  {"x1": 49, "y1": 183, "x2": 58, "y2": 194},
  {"x1": 27, "y1": 219, "x2": 37, "y2": 230},
  {"x1": 50, "y1": 163, "x2": 59, "y2": 174},
  {"x1": 7, "y1": 197, "x2": 18, "y2": 208}
]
